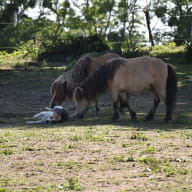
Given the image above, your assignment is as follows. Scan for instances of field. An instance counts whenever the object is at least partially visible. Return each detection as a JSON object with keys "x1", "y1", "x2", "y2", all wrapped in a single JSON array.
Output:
[{"x1": 0, "y1": 63, "x2": 192, "y2": 192}]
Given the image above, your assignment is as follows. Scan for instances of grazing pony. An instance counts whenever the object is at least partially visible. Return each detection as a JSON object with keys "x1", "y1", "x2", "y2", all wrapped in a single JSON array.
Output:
[
  {"x1": 49, "y1": 53, "x2": 120, "y2": 113},
  {"x1": 73, "y1": 56, "x2": 177, "y2": 121}
]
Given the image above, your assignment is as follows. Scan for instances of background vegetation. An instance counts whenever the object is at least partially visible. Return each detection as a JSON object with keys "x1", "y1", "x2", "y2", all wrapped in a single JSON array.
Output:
[{"x1": 0, "y1": 0, "x2": 192, "y2": 66}]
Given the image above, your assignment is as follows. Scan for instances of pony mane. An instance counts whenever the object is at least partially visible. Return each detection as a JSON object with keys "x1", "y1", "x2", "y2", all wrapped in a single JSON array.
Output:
[
  {"x1": 50, "y1": 73, "x2": 74, "y2": 98},
  {"x1": 86, "y1": 49, "x2": 122, "y2": 58},
  {"x1": 50, "y1": 74, "x2": 65, "y2": 94},
  {"x1": 71, "y1": 56, "x2": 92, "y2": 85},
  {"x1": 79, "y1": 57, "x2": 126, "y2": 100}
]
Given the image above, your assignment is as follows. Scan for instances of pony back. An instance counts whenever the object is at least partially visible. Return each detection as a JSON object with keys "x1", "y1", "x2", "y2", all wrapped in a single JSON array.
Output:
[
  {"x1": 71, "y1": 56, "x2": 92, "y2": 86},
  {"x1": 71, "y1": 53, "x2": 120, "y2": 86}
]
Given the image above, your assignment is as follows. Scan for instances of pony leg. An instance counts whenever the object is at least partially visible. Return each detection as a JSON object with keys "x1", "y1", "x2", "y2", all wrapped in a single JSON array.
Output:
[
  {"x1": 119, "y1": 92, "x2": 136, "y2": 120},
  {"x1": 146, "y1": 85, "x2": 160, "y2": 121},
  {"x1": 119, "y1": 96, "x2": 125, "y2": 112},
  {"x1": 95, "y1": 99, "x2": 100, "y2": 116},
  {"x1": 111, "y1": 91, "x2": 119, "y2": 121}
]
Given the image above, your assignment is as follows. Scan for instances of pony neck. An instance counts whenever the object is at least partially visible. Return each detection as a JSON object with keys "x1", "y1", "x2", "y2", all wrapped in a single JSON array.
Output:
[
  {"x1": 66, "y1": 80, "x2": 74, "y2": 99},
  {"x1": 80, "y1": 64, "x2": 109, "y2": 101},
  {"x1": 66, "y1": 71, "x2": 75, "y2": 99}
]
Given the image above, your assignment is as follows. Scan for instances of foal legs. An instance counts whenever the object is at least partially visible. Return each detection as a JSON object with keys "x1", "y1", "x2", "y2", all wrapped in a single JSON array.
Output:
[
  {"x1": 119, "y1": 92, "x2": 137, "y2": 120},
  {"x1": 146, "y1": 85, "x2": 160, "y2": 121}
]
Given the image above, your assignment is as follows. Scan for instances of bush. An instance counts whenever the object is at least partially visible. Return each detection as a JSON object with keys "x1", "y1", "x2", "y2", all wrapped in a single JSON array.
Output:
[
  {"x1": 185, "y1": 42, "x2": 192, "y2": 63},
  {"x1": 122, "y1": 48, "x2": 148, "y2": 58},
  {"x1": 149, "y1": 43, "x2": 186, "y2": 64},
  {"x1": 18, "y1": 41, "x2": 39, "y2": 59},
  {"x1": 38, "y1": 35, "x2": 109, "y2": 61}
]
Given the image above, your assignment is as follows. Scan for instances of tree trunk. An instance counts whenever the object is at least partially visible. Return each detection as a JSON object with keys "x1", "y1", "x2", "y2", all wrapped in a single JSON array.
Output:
[{"x1": 144, "y1": 9, "x2": 154, "y2": 47}]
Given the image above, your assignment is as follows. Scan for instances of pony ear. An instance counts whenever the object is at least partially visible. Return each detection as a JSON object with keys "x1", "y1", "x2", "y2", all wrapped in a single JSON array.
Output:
[{"x1": 77, "y1": 86, "x2": 84, "y2": 93}]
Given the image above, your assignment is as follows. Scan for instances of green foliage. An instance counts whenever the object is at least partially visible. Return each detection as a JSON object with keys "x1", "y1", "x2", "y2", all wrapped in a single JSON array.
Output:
[
  {"x1": 148, "y1": 43, "x2": 186, "y2": 64},
  {"x1": 0, "y1": 18, "x2": 42, "y2": 53},
  {"x1": 18, "y1": 40, "x2": 39, "y2": 59},
  {"x1": 38, "y1": 35, "x2": 109, "y2": 61},
  {"x1": 0, "y1": 45, "x2": 44, "y2": 70},
  {"x1": 155, "y1": 0, "x2": 192, "y2": 47},
  {"x1": 0, "y1": 0, "x2": 192, "y2": 64},
  {"x1": 122, "y1": 48, "x2": 146, "y2": 58},
  {"x1": 0, "y1": 188, "x2": 8, "y2": 192}
]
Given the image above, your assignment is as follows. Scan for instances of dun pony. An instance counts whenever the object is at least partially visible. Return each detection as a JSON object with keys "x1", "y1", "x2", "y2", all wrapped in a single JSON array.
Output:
[
  {"x1": 49, "y1": 53, "x2": 120, "y2": 113},
  {"x1": 73, "y1": 56, "x2": 177, "y2": 121}
]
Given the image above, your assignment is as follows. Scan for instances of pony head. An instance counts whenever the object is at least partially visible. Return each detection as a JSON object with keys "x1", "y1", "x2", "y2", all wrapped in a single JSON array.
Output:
[
  {"x1": 49, "y1": 75, "x2": 67, "y2": 107},
  {"x1": 73, "y1": 86, "x2": 89, "y2": 118}
]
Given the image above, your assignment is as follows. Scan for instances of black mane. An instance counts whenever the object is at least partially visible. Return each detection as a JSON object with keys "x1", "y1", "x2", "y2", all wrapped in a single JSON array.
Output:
[
  {"x1": 71, "y1": 56, "x2": 92, "y2": 85},
  {"x1": 79, "y1": 58, "x2": 125, "y2": 100}
]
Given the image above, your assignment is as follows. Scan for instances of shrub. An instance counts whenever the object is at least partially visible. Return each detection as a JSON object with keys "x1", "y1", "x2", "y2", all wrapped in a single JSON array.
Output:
[{"x1": 38, "y1": 35, "x2": 109, "y2": 61}]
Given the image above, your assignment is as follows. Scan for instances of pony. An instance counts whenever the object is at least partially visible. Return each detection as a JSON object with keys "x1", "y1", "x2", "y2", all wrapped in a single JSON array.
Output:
[
  {"x1": 49, "y1": 53, "x2": 120, "y2": 113},
  {"x1": 73, "y1": 56, "x2": 177, "y2": 121}
]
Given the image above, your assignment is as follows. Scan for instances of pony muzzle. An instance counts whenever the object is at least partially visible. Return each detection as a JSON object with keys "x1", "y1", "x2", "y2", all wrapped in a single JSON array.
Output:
[{"x1": 75, "y1": 105, "x2": 89, "y2": 119}]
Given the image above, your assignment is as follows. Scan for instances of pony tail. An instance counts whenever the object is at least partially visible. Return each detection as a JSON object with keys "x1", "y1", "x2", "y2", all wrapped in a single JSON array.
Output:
[{"x1": 165, "y1": 64, "x2": 177, "y2": 120}]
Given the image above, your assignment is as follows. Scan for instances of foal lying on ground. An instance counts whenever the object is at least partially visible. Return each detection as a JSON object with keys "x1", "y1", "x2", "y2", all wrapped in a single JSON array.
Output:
[
  {"x1": 73, "y1": 56, "x2": 177, "y2": 121},
  {"x1": 25, "y1": 106, "x2": 68, "y2": 124}
]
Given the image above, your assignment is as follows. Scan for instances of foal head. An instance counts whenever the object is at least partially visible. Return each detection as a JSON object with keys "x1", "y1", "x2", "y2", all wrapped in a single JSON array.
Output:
[{"x1": 49, "y1": 75, "x2": 68, "y2": 107}]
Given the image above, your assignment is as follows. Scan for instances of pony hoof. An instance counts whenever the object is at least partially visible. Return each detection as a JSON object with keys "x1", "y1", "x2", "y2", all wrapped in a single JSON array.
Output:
[{"x1": 130, "y1": 112, "x2": 137, "y2": 120}]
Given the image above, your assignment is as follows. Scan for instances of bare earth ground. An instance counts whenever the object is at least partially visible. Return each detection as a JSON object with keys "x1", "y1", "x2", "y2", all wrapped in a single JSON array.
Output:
[{"x1": 0, "y1": 65, "x2": 192, "y2": 191}]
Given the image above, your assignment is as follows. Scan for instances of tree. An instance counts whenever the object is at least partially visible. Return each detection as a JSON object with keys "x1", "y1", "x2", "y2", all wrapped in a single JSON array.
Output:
[
  {"x1": 144, "y1": 4, "x2": 155, "y2": 47},
  {"x1": 38, "y1": 0, "x2": 78, "y2": 47},
  {"x1": 0, "y1": 0, "x2": 38, "y2": 26},
  {"x1": 76, "y1": 0, "x2": 116, "y2": 38},
  {"x1": 154, "y1": 0, "x2": 192, "y2": 45},
  {"x1": 114, "y1": 0, "x2": 143, "y2": 50}
]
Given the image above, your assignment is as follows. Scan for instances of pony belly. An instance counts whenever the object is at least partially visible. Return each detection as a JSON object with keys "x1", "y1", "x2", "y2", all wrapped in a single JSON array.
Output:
[{"x1": 115, "y1": 77, "x2": 151, "y2": 94}]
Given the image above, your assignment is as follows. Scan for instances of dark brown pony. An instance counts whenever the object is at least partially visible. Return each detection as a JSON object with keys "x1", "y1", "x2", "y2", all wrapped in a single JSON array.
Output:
[
  {"x1": 73, "y1": 56, "x2": 177, "y2": 121},
  {"x1": 49, "y1": 53, "x2": 120, "y2": 112}
]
